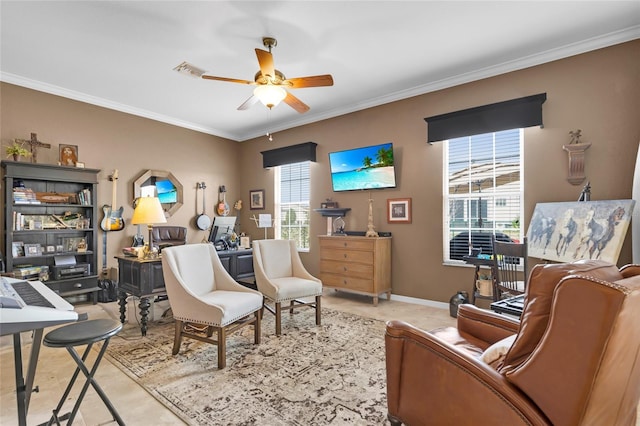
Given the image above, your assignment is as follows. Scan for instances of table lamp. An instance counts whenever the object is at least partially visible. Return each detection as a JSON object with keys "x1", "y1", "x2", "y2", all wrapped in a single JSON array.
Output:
[{"x1": 131, "y1": 196, "x2": 167, "y2": 259}]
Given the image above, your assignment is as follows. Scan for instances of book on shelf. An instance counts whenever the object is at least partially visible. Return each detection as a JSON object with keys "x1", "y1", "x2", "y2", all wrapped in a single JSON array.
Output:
[
  {"x1": 13, "y1": 187, "x2": 41, "y2": 204},
  {"x1": 77, "y1": 188, "x2": 92, "y2": 205}
]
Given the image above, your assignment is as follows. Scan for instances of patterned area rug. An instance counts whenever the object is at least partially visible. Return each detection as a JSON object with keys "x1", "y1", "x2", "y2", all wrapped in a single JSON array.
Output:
[{"x1": 104, "y1": 308, "x2": 388, "y2": 425}]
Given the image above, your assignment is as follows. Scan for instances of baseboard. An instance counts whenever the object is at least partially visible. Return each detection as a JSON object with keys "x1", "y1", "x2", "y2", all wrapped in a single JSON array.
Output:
[{"x1": 388, "y1": 293, "x2": 449, "y2": 310}]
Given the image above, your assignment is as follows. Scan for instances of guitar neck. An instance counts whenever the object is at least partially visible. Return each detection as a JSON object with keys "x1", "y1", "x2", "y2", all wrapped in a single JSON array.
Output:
[{"x1": 111, "y1": 177, "x2": 117, "y2": 208}]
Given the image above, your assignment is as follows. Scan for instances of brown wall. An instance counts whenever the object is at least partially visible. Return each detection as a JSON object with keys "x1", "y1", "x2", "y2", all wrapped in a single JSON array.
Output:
[
  {"x1": 2, "y1": 40, "x2": 639, "y2": 303},
  {"x1": 1, "y1": 83, "x2": 241, "y2": 273},
  {"x1": 238, "y1": 40, "x2": 640, "y2": 303}
]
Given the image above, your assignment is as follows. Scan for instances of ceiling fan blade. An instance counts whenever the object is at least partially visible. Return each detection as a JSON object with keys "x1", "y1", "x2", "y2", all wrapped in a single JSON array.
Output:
[
  {"x1": 255, "y1": 48, "x2": 275, "y2": 80},
  {"x1": 284, "y1": 74, "x2": 334, "y2": 89},
  {"x1": 283, "y1": 91, "x2": 310, "y2": 114},
  {"x1": 202, "y1": 75, "x2": 254, "y2": 85},
  {"x1": 237, "y1": 95, "x2": 259, "y2": 111}
]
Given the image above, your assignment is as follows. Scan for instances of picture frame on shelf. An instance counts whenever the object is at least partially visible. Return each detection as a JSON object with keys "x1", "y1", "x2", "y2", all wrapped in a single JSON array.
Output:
[
  {"x1": 387, "y1": 198, "x2": 412, "y2": 223},
  {"x1": 24, "y1": 243, "x2": 42, "y2": 257},
  {"x1": 250, "y1": 189, "x2": 265, "y2": 210},
  {"x1": 59, "y1": 144, "x2": 78, "y2": 166},
  {"x1": 46, "y1": 245, "x2": 56, "y2": 253},
  {"x1": 62, "y1": 237, "x2": 86, "y2": 252},
  {"x1": 12, "y1": 241, "x2": 24, "y2": 257}
]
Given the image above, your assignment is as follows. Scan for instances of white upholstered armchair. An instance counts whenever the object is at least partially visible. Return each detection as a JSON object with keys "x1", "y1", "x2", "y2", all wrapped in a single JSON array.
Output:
[
  {"x1": 161, "y1": 243, "x2": 263, "y2": 369},
  {"x1": 252, "y1": 239, "x2": 322, "y2": 336}
]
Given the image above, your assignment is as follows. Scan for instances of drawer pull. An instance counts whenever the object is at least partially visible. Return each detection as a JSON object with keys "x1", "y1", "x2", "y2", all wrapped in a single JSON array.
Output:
[
  {"x1": 343, "y1": 266, "x2": 347, "y2": 272},
  {"x1": 344, "y1": 254, "x2": 347, "y2": 258},
  {"x1": 74, "y1": 283, "x2": 82, "y2": 288}
]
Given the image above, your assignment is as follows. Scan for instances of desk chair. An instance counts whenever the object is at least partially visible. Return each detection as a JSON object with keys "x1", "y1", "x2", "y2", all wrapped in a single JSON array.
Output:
[
  {"x1": 161, "y1": 243, "x2": 263, "y2": 369},
  {"x1": 253, "y1": 239, "x2": 322, "y2": 336},
  {"x1": 43, "y1": 318, "x2": 124, "y2": 425},
  {"x1": 492, "y1": 236, "x2": 528, "y2": 301}
]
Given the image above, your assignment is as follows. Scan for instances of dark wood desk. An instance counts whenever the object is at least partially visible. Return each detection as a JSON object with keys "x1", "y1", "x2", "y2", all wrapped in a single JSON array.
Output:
[{"x1": 116, "y1": 248, "x2": 254, "y2": 336}]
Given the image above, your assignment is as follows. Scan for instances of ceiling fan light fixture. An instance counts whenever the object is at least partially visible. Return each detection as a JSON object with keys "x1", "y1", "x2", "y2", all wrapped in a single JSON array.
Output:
[{"x1": 253, "y1": 84, "x2": 287, "y2": 109}]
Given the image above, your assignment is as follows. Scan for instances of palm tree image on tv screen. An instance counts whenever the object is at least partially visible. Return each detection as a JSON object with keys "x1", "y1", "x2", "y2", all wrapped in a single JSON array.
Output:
[{"x1": 329, "y1": 142, "x2": 397, "y2": 192}]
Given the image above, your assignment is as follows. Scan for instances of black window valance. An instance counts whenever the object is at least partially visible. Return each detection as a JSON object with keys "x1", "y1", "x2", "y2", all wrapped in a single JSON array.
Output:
[
  {"x1": 261, "y1": 142, "x2": 317, "y2": 168},
  {"x1": 424, "y1": 93, "x2": 546, "y2": 143}
]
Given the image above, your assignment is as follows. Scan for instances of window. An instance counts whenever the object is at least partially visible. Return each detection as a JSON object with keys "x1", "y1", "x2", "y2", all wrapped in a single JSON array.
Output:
[
  {"x1": 444, "y1": 129, "x2": 523, "y2": 262},
  {"x1": 274, "y1": 161, "x2": 311, "y2": 250}
]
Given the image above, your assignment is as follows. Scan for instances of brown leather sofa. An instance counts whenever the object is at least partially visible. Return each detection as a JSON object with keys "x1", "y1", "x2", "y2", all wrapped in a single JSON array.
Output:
[
  {"x1": 151, "y1": 226, "x2": 187, "y2": 248},
  {"x1": 385, "y1": 260, "x2": 640, "y2": 425}
]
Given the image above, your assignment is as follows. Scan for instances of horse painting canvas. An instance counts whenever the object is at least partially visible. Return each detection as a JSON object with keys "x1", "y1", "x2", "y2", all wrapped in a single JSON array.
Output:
[{"x1": 527, "y1": 200, "x2": 635, "y2": 264}]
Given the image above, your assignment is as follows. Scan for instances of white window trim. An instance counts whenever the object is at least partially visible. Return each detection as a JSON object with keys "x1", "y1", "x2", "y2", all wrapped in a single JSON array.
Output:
[
  {"x1": 274, "y1": 162, "x2": 311, "y2": 252},
  {"x1": 442, "y1": 129, "x2": 524, "y2": 266}
]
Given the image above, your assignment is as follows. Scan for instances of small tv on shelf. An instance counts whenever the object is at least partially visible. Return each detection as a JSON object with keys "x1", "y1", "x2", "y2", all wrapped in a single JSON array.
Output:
[
  {"x1": 328, "y1": 142, "x2": 397, "y2": 192},
  {"x1": 208, "y1": 216, "x2": 236, "y2": 250}
]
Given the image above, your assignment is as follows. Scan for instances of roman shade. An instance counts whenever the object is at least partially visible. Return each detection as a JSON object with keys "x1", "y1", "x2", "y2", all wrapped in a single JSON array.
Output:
[
  {"x1": 261, "y1": 142, "x2": 317, "y2": 168},
  {"x1": 424, "y1": 93, "x2": 547, "y2": 143}
]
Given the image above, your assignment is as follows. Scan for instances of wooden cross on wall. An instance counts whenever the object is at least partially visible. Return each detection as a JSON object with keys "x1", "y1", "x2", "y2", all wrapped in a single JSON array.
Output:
[{"x1": 16, "y1": 132, "x2": 51, "y2": 163}]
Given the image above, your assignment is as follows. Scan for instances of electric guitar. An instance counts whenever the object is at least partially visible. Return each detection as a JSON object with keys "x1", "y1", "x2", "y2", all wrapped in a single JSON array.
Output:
[
  {"x1": 100, "y1": 169, "x2": 125, "y2": 231},
  {"x1": 217, "y1": 185, "x2": 230, "y2": 216}
]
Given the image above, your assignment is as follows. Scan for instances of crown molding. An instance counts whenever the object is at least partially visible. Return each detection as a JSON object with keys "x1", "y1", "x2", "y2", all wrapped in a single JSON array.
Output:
[{"x1": 2, "y1": 25, "x2": 639, "y2": 142}]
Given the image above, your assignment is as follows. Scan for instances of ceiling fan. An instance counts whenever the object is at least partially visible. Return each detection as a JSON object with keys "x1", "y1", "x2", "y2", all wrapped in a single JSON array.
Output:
[{"x1": 174, "y1": 37, "x2": 333, "y2": 114}]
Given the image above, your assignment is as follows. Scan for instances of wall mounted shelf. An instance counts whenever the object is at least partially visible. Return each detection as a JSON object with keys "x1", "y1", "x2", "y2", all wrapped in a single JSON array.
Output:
[
  {"x1": 313, "y1": 208, "x2": 351, "y2": 217},
  {"x1": 314, "y1": 208, "x2": 351, "y2": 235}
]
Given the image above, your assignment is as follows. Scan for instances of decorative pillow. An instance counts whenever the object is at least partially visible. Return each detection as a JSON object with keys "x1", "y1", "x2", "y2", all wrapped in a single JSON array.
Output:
[{"x1": 481, "y1": 334, "x2": 517, "y2": 367}]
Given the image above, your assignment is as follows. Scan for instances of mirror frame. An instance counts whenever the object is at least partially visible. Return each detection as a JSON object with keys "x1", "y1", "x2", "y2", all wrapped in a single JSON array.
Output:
[{"x1": 133, "y1": 169, "x2": 184, "y2": 217}]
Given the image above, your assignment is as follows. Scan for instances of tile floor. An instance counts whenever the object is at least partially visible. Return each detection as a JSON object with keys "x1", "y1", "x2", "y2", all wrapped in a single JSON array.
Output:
[
  {"x1": 0, "y1": 291, "x2": 455, "y2": 425},
  {"x1": 4, "y1": 291, "x2": 637, "y2": 425}
]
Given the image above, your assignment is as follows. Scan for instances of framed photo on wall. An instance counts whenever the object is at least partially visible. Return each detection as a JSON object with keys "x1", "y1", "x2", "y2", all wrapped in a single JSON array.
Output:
[
  {"x1": 387, "y1": 198, "x2": 412, "y2": 223},
  {"x1": 250, "y1": 189, "x2": 265, "y2": 210},
  {"x1": 59, "y1": 144, "x2": 78, "y2": 166}
]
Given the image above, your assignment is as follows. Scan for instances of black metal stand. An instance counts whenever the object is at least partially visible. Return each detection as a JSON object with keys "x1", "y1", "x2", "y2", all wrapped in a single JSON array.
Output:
[{"x1": 42, "y1": 319, "x2": 124, "y2": 426}]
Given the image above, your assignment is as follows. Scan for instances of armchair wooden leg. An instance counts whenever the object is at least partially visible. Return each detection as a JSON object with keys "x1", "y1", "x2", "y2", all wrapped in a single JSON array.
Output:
[
  {"x1": 172, "y1": 320, "x2": 183, "y2": 355},
  {"x1": 275, "y1": 302, "x2": 282, "y2": 336},
  {"x1": 289, "y1": 300, "x2": 295, "y2": 315},
  {"x1": 217, "y1": 326, "x2": 226, "y2": 369},
  {"x1": 254, "y1": 311, "x2": 261, "y2": 344},
  {"x1": 206, "y1": 326, "x2": 214, "y2": 337},
  {"x1": 315, "y1": 296, "x2": 321, "y2": 326}
]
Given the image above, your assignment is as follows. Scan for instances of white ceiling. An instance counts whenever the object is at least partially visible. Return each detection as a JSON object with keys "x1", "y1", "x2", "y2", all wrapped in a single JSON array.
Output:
[{"x1": 1, "y1": 1, "x2": 639, "y2": 142}]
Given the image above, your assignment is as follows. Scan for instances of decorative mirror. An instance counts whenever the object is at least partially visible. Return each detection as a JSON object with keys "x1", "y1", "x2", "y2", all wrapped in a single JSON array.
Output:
[{"x1": 133, "y1": 170, "x2": 183, "y2": 217}]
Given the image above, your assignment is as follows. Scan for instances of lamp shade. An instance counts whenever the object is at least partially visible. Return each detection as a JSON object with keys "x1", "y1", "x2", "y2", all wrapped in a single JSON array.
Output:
[
  {"x1": 254, "y1": 85, "x2": 287, "y2": 109},
  {"x1": 131, "y1": 197, "x2": 167, "y2": 225}
]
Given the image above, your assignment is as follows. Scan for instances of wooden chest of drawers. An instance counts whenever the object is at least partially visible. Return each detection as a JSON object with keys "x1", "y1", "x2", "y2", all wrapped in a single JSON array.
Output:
[{"x1": 318, "y1": 235, "x2": 391, "y2": 306}]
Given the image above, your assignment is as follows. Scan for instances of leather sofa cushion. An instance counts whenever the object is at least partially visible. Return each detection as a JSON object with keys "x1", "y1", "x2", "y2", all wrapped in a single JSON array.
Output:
[
  {"x1": 152, "y1": 226, "x2": 186, "y2": 246},
  {"x1": 430, "y1": 326, "x2": 485, "y2": 358},
  {"x1": 499, "y1": 259, "x2": 622, "y2": 374}
]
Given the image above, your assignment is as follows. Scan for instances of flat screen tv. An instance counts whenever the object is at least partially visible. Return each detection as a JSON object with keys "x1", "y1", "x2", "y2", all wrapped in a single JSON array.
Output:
[
  {"x1": 208, "y1": 216, "x2": 236, "y2": 250},
  {"x1": 328, "y1": 142, "x2": 397, "y2": 192}
]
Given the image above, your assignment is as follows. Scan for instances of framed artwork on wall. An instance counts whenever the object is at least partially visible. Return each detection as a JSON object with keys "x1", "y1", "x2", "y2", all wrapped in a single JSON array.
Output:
[
  {"x1": 387, "y1": 198, "x2": 412, "y2": 223},
  {"x1": 59, "y1": 144, "x2": 78, "y2": 166},
  {"x1": 250, "y1": 189, "x2": 265, "y2": 210}
]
